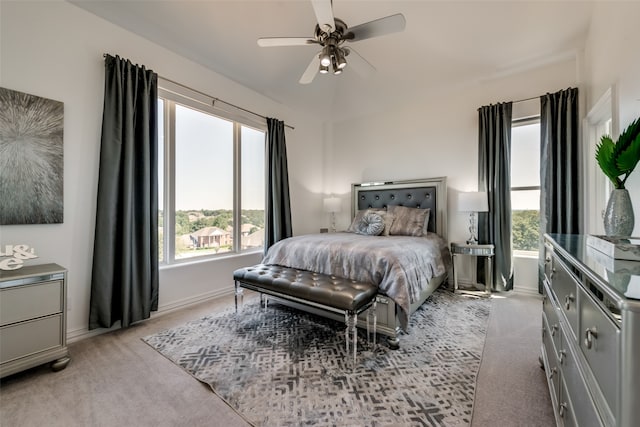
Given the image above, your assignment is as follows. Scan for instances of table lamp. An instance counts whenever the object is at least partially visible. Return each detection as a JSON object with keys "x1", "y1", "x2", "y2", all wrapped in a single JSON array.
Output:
[
  {"x1": 323, "y1": 197, "x2": 341, "y2": 233},
  {"x1": 457, "y1": 192, "x2": 488, "y2": 245}
]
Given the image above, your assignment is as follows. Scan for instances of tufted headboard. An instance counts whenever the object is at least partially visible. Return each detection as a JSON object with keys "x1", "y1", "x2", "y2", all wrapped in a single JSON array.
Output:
[{"x1": 351, "y1": 177, "x2": 447, "y2": 240}]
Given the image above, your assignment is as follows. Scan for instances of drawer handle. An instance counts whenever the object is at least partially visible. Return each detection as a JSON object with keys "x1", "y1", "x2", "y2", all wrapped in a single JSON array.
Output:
[
  {"x1": 559, "y1": 402, "x2": 568, "y2": 418},
  {"x1": 551, "y1": 324, "x2": 558, "y2": 337},
  {"x1": 548, "y1": 367, "x2": 557, "y2": 380},
  {"x1": 558, "y1": 349, "x2": 566, "y2": 364},
  {"x1": 550, "y1": 267, "x2": 556, "y2": 279},
  {"x1": 584, "y1": 327, "x2": 598, "y2": 349},
  {"x1": 564, "y1": 294, "x2": 574, "y2": 310}
]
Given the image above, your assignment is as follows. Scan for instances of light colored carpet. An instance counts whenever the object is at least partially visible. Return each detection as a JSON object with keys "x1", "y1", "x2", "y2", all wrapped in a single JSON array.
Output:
[
  {"x1": 143, "y1": 289, "x2": 491, "y2": 426},
  {"x1": 472, "y1": 292, "x2": 554, "y2": 426},
  {"x1": 0, "y1": 290, "x2": 553, "y2": 427}
]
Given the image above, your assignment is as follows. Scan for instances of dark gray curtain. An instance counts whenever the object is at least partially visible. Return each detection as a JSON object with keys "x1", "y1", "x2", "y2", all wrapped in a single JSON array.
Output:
[
  {"x1": 478, "y1": 102, "x2": 514, "y2": 291},
  {"x1": 538, "y1": 87, "x2": 580, "y2": 291},
  {"x1": 89, "y1": 54, "x2": 159, "y2": 330},
  {"x1": 265, "y1": 117, "x2": 292, "y2": 253}
]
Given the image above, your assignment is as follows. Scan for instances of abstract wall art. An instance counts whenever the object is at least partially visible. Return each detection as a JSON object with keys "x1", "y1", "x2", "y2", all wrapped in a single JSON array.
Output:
[{"x1": 0, "y1": 87, "x2": 64, "y2": 224}]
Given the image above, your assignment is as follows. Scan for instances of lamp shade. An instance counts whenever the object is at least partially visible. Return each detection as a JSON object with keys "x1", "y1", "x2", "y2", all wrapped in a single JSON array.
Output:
[
  {"x1": 457, "y1": 192, "x2": 489, "y2": 212},
  {"x1": 323, "y1": 197, "x2": 342, "y2": 213}
]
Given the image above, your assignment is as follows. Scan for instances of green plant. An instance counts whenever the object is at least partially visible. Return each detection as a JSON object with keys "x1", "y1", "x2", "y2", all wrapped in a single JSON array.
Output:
[{"x1": 595, "y1": 117, "x2": 640, "y2": 189}]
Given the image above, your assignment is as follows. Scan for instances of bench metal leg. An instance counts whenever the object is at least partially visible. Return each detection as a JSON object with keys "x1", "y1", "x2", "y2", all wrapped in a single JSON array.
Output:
[
  {"x1": 345, "y1": 311, "x2": 357, "y2": 368},
  {"x1": 234, "y1": 282, "x2": 244, "y2": 313},
  {"x1": 367, "y1": 300, "x2": 377, "y2": 349}
]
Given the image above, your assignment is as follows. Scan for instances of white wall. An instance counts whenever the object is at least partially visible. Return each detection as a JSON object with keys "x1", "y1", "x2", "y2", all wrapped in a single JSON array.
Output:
[
  {"x1": 328, "y1": 59, "x2": 580, "y2": 291},
  {"x1": 584, "y1": 1, "x2": 640, "y2": 235},
  {"x1": 0, "y1": 1, "x2": 324, "y2": 340}
]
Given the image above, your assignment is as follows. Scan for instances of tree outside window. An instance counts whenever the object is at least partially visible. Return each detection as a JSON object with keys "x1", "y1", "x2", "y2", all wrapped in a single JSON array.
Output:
[{"x1": 511, "y1": 120, "x2": 540, "y2": 254}]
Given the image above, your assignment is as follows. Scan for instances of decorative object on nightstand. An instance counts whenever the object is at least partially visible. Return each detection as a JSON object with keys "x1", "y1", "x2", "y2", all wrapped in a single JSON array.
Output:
[
  {"x1": 0, "y1": 244, "x2": 38, "y2": 271},
  {"x1": 323, "y1": 197, "x2": 341, "y2": 233},
  {"x1": 457, "y1": 191, "x2": 488, "y2": 245},
  {"x1": 450, "y1": 242, "x2": 494, "y2": 294}
]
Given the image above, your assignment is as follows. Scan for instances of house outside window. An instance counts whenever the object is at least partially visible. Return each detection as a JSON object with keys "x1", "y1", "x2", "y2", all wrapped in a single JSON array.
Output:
[
  {"x1": 158, "y1": 83, "x2": 265, "y2": 265},
  {"x1": 511, "y1": 118, "x2": 540, "y2": 254}
]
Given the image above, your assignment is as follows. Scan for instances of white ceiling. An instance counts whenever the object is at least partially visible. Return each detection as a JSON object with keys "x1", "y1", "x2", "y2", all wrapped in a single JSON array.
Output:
[{"x1": 70, "y1": 0, "x2": 594, "y2": 121}]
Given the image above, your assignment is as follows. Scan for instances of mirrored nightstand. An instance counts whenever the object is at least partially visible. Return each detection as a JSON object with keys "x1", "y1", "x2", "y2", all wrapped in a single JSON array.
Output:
[{"x1": 450, "y1": 242, "x2": 494, "y2": 294}]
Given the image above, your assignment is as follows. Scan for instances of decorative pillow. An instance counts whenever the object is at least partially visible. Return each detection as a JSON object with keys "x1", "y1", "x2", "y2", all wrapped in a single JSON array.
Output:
[
  {"x1": 347, "y1": 209, "x2": 368, "y2": 233},
  {"x1": 388, "y1": 206, "x2": 430, "y2": 237},
  {"x1": 347, "y1": 208, "x2": 395, "y2": 235},
  {"x1": 377, "y1": 210, "x2": 395, "y2": 236},
  {"x1": 355, "y1": 212, "x2": 385, "y2": 236}
]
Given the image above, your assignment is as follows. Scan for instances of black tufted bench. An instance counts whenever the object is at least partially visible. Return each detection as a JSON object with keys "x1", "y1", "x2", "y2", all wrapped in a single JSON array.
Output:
[{"x1": 233, "y1": 264, "x2": 377, "y2": 366}]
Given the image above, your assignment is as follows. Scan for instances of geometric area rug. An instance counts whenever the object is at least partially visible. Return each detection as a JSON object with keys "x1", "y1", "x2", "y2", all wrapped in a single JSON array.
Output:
[{"x1": 142, "y1": 288, "x2": 491, "y2": 426}]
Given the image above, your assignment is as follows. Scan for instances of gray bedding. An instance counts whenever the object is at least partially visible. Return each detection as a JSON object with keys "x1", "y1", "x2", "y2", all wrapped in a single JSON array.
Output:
[{"x1": 261, "y1": 232, "x2": 451, "y2": 329}]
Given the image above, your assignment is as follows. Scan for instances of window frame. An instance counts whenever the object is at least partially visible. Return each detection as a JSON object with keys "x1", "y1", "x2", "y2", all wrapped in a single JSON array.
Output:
[
  {"x1": 158, "y1": 81, "x2": 266, "y2": 266},
  {"x1": 585, "y1": 86, "x2": 617, "y2": 235},
  {"x1": 510, "y1": 116, "x2": 541, "y2": 256}
]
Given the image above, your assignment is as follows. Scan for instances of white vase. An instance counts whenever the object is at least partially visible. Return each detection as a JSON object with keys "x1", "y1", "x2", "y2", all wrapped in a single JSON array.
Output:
[{"x1": 603, "y1": 189, "x2": 635, "y2": 236}]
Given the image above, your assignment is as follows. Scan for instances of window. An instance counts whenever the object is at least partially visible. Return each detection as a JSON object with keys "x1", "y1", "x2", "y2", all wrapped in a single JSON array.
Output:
[
  {"x1": 158, "y1": 84, "x2": 265, "y2": 264},
  {"x1": 585, "y1": 87, "x2": 614, "y2": 234},
  {"x1": 510, "y1": 118, "x2": 540, "y2": 254}
]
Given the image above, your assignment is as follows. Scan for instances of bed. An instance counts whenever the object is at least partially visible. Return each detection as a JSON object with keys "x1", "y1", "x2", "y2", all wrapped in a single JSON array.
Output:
[{"x1": 262, "y1": 177, "x2": 451, "y2": 348}]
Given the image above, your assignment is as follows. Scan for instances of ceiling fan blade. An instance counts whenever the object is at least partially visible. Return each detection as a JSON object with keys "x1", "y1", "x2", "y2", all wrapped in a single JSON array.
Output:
[
  {"x1": 345, "y1": 13, "x2": 406, "y2": 42},
  {"x1": 344, "y1": 48, "x2": 375, "y2": 78},
  {"x1": 299, "y1": 54, "x2": 320, "y2": 84},
  {"x1": 311, "y1": 0, "x2": 335, "y2": 33},
  {"x1": 257, "y1": 37, "x2": 317, "y2": 47}
]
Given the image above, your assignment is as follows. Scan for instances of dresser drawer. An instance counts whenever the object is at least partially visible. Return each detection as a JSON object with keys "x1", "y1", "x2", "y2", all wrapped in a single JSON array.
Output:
[
  {"x1": 579, "y1": 286, "x2": 619, "y2": 418},
  {"x1": 558, "y1": 378, "x2": 577, "y2": 427},
  {"x1": 544, "y1": 242, "x2": 554, "y2": 283},
  {"x1": 543, "y1": 281, "x2": 562, "y2": 350},
  {"x1": 560, "y1": 334, "x2": 605, "y2": 427},
  {"x1": 552, "y1": 256, "x2": 579, "y2": 340},
  {"x1": 543, "y1": 314, "x2": 561, "y2": 403},
  {"x1": 0, "y1": 315, "x2": 63, "y2": 363},
  {"x1": 0, "y1": 280, "x2": 63, "y2": 327}
]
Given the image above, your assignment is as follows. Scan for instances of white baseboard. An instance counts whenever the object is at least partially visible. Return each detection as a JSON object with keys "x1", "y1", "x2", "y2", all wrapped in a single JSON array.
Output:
[
  {"x1": 513, "y1": 286, "x2": 541, "y2": 297},
  {"x1": 155, "y1": 287, "x2": 234, "y2": 315},
  {"x1": 67, "y1": 287, "x2": 235, "y2": 343},
  {"x1": 67, "y1": 322, "x2": 121, "y2": 343}
]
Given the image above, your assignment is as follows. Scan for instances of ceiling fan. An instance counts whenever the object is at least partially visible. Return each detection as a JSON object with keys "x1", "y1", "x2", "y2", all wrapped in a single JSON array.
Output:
[{"x1": 257, "y1": 0, "x2": 406, "y2": 84}]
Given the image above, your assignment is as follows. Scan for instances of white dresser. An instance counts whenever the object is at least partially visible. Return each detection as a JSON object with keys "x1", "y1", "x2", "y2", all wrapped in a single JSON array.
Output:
[
  {"x1": 0, "y1": 263, "x2": 70, "y2": 378},
  {"x1": 542, "y1": 234, "x2": 640, "y2": 427}
]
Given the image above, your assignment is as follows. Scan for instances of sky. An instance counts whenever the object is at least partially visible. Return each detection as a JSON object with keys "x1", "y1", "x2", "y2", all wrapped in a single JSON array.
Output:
[
  {"x1": 511, "y1": 122, "x2": 540, "y2": 210},
  {"x1": 158, "y1": 101, "x2": 265, "y2": 211}
]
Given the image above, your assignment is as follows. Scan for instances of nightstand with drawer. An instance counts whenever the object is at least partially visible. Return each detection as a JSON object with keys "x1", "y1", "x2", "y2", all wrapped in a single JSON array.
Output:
[
  {"x1": 0, "y1": 263, "x2": 70, "y2": 378},
  {"x1": 450, "y1": 242, "x2": 494, "y2": 293}
]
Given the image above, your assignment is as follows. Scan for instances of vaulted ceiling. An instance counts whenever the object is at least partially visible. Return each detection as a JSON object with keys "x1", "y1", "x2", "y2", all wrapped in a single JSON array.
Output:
[{"x1": 71, "y1": 1, "x2": 594, "y2": 121}]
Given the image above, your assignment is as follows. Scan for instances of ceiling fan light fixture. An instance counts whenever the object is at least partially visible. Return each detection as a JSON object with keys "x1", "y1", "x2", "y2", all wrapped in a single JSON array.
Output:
[
  {"x1": 331, "y1": 58, "x2": 342, "y2": 75},
  {"x1": 258, "y1": 2, "x2": 406, "y2": 84},
  {"x1": 335, "y1": 47, "x2": 347, "y2": 69},
  {"x1": 319, "y1": 46, "x2": 332, "y2": 67}
]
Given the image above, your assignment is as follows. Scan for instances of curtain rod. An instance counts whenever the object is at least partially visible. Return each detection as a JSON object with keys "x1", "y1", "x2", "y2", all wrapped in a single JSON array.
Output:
[
  {"x1": 102, "y1": 54, "x2": 294, "y2": 130},
  {"x1": 512, "y1": 95, "x2": 539, "y2": 104}
]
